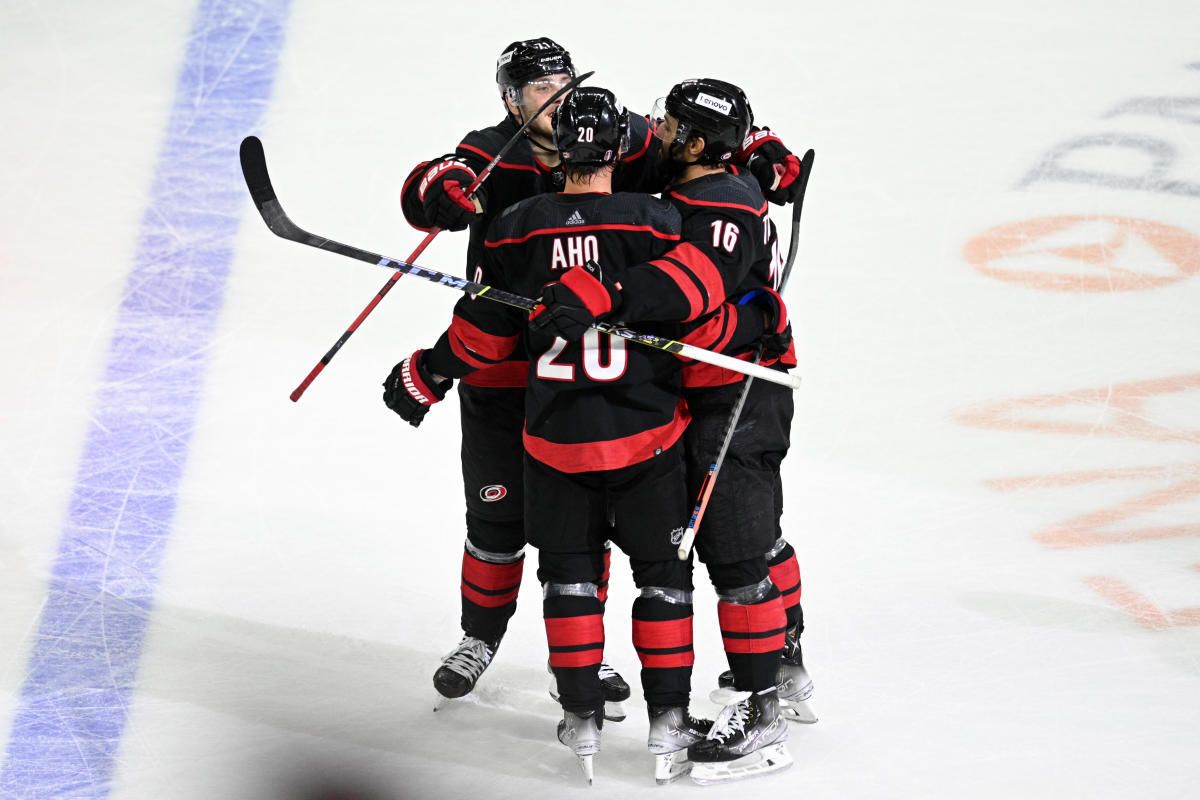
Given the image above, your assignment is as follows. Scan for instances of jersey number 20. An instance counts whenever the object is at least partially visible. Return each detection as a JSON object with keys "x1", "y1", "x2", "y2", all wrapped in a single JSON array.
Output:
[{"x1": 536, "y1": 331, "x2": 626, "y2": 382}]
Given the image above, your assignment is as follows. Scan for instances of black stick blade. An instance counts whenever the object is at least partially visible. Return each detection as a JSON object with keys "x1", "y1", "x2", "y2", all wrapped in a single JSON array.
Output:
[{"x1": 239, "y1": 136, "x2": 276, "y2": 208}]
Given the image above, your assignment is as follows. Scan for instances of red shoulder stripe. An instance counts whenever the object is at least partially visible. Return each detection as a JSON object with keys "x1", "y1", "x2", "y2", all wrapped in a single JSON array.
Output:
[
  {"x1": 486, "y1": 224, "x2": 681, "y2": 247},
  {"x1": 669, "y1": 189, "x2": 767, "y2": 217}
]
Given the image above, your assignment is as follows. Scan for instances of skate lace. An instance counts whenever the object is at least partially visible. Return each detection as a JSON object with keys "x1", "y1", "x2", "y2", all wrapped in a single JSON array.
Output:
[
  {"x1": 706, "y1": 690, "x2": 753, "y2": 742},
  {"x1": 597, "y1": 660, "x2": 620, "y2": 681},
  {"x1": 441, "y1": 636, "x2": 494, "y2": 681}
]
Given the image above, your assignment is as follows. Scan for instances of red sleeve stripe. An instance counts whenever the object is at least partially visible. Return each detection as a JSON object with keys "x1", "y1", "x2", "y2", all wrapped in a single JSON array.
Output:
[
  {"x1": 680, "y1": 309, "x2": 735, "y2": 354},
  {"x1": 667, "y1": 242, "x2": 726, "y2": 316},
  {"x1": 486, "y1": 224, "x2": 681, "y2": 247},
  {"x1": 668, "y1": 190, "x2": 768, "y2": 217},
  {"x1": 461, "y1": 361, "x2": 527, "y2": 387},
  {"x1": 648, "y1": 258, "x2": 705, "y2": 321},
  {"x1": 457, "y1": 142, "x2": 495, "y2": 163},
  {"x1": 448, "y1": 315, "x2": 519, "y2": 366},
  {"x1": 621, "y1": 120, "x2": 652, "y2": 162}
]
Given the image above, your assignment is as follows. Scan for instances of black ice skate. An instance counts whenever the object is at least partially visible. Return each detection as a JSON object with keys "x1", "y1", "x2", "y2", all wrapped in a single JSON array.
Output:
[
  {"x1": 557, "y1": 708, "x2": 602, "y2": 785},
  {"x1": 432, "y1": 635, "x2": 495, "y2": 701},
  {"x1": 717, "y1": 626, "x2": 817, "y2": 723},
  {"x1": 547, "y1": 659, "x2": 631, "y2": 721},
  {"x1": 688, "y1": 688, "x2": 792, "y2": 784},
  {"x1": 646, "y1": 705, "x2": 713, "y2": 784}
]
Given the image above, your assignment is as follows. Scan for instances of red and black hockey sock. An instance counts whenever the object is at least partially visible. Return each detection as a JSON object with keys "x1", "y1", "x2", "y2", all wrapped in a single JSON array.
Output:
[
  {"x1": 767, "y1": 539, "x2": 804, "y2": 635},
  {"x1": 717, "y1": 589, "x2": 786, "y2": 692},
  {"x1": 459, "y1": 546, "x2": 524, "y2": 647},
  {"x1": 632, "y1": 592, "x2": 694, "y2": 708},
  {"x1": 544, "y1": 591, "x2": 605, "y2": 715}
]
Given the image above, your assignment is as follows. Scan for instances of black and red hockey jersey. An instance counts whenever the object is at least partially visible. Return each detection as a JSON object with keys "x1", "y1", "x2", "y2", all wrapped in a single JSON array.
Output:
[
  {"x1": 423, "y1": 191, "x2": 765, "y2": 473},
  {"x1": 400, "y1": 114, "x2": 660, "y2": 388},
  {"x1": 603, "y1": 168, "x2": 796, "y2": 388}
]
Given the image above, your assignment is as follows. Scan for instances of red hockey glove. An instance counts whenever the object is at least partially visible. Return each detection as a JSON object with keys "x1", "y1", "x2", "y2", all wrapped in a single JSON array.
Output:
[
  {"x1": 529, "y1": 260, "x2": 623, "y2": 342},
  {"x1": 738, "y1": 286, "x2": 792, "y2": 360},
  {"x1": 740, "y1": 128, "x2": 804, "y2": 205},
  {"x1": 382, "y1": 349, "x2": 452, "y2": 427},
  {"x1": 418, "y1": 157, "x2": 480, "y2": 231}
]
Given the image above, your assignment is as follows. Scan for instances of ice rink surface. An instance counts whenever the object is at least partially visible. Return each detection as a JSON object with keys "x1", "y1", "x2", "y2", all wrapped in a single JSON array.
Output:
[{"x1": 2, "y1": 1, "x2": 1199, "y2": 797}]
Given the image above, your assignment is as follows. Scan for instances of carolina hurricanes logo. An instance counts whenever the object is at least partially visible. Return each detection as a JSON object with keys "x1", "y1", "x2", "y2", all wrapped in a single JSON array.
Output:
[{"x1": 480, "y1": 485, "x2": 508, "y2": 502}]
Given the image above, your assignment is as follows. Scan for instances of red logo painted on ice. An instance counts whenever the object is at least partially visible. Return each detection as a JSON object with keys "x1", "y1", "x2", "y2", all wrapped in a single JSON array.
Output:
[
  {"x1": 964, "y1": 215, "x2": 1200, "y2": 291},
  {"x1": 480, "y1": 485, "x2": 508, "y2": 502}
]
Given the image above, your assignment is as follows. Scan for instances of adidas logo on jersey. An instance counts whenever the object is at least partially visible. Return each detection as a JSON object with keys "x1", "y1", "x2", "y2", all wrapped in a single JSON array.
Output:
[{"x1": 565, "y1": 209, "x2": 585, "y2": 226}]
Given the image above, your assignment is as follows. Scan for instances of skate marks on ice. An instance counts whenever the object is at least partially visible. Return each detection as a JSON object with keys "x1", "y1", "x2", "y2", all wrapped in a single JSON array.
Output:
[{"x1": 127, "y1": 604, "x2": 741, "y2": 793}]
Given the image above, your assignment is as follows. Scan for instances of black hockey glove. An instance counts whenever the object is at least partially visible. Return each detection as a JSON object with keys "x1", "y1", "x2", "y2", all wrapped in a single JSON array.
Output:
[
  {"x1": 418, "y1": 157, "x2": 480, "y2": 231},
  {"x1": 740, "y1": 128, "x2": 805, "y2": 205},
  {"x1": 529, "y1": 260, "x2": 623, "y2": 342},
  {"x1": 738, "y1": 286, "x2": 793, "y2": 360},
  {"x1": 382, "y1": 349, "x2": 452, "y2": 428}
]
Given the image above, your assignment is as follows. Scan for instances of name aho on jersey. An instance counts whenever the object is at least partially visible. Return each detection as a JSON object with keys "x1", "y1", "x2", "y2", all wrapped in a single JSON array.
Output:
[{"x1": 551, "y1": 234, "x2": 599, "y2": 271}]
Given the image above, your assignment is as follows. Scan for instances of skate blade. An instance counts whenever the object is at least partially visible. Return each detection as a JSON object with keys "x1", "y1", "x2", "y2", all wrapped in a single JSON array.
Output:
[
  {"x1": 690, "y1": 742, "x2": 793, "y2": 785},
  {"x1": 653, "y1": 750, "x2": 691, "y2": 784},
  {"x1": 780, "y1": 697, "x2": 818, "y2": 724},
  {"x1": 604, "y1": 699, "x2": 627, "y2": 723},
  {"x1": 576, "y1": 753, "x2": 595, "y2": 785},
  {"x1": 548, "y1": 682, "x2": 627, "y2": 723}
]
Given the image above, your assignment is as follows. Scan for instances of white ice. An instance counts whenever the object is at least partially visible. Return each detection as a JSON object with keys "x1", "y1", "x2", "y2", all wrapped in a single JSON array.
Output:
[{"x1": 2, "y1": 1, "x2": 1199, "y2": 798}]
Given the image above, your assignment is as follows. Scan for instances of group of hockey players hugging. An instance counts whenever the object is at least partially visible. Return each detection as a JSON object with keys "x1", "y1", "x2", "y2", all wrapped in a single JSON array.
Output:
[{"x1": 381, "y1": 37, "x2": 815, "y2": 786}]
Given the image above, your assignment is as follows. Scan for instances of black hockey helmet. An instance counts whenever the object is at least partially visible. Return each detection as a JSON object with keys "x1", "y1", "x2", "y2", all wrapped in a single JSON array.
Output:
[
  {"x1": 653, "y1": 78, "x2": 754, "y2": 164},
  {"x1": 496, "y1": 37, "x2": 575, "y2": 106},
  {"x1": 553, "y1": 87, "x2": 630, "y2": 166}
]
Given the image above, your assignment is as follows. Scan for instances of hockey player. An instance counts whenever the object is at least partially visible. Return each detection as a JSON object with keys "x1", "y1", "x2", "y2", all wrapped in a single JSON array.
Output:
[
  {"x1": 384, "y1": 88, "x2": 779, "y2": 784},
  {"x1": 398, "y1": 38, "x2": 632, "y2": 715},
  {"x1": 397, "y1": 37, "x2": 807, "y2": 713},
  {"x1": 534, "y1": 78, "x2": 810, "y2": 783}
]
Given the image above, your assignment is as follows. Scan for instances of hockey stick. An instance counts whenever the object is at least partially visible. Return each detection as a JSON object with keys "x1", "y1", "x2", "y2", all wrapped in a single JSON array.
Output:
[
  {"x1": 282, "y1": 70, "x2": 594, "y2": 401},
  {"x1": 677, "y1": 149, "x2": 815, "y2": 560},
  {"x1": 240, "y1": 137, "x2": 803, "y2": 390}
]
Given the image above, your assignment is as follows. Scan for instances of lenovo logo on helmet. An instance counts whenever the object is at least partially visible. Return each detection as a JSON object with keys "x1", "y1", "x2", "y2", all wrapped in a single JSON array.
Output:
[{"x1": 696, "y1": 92, "x2": 733, "y2": 116}]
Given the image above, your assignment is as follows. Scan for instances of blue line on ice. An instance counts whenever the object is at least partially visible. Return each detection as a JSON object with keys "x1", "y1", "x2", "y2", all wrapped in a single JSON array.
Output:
[{"x1": 0, "y1": 2, "x2": 292, "y2": 796}]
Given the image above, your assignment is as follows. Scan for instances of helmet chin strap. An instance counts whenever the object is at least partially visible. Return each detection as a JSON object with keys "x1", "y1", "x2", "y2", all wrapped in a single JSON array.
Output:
[{"x1": 508, "y1": 99, "x2": 558, "y2": 154}]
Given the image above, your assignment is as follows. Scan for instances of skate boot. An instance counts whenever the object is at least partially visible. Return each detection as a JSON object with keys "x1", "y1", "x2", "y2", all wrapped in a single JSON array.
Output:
[
  {"x1": 777, "y1": 630, "x2": 817, "y2": 723},
  {"x1": 598, "y1": 660, "x2": 631, "y2": 721},
  {"x1": 557, "y1": 708, "x2": 603, "y2": 785},
  {"x1": 432, "y1": 635, "x2": 495, "y2": 700},
  {"x1": 646, "y1": 705, "x2": 713, "y2": 784},
  {"x1": 688, "y1": 688, "x2": 792, "y2": 784},
  {"x1": 717, "y1": 626, "x2": 816, "y2": 723},
  {"x1": 547, "y1": 659, "x2": 631, "y2": 722}
]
